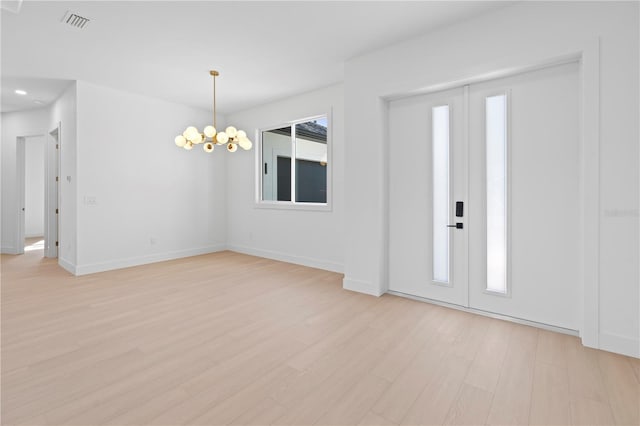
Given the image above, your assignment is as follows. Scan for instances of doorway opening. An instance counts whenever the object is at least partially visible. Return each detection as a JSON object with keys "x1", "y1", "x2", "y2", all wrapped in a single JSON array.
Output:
[
  {"x1": 16, "y1": 135, "x2": 45, "y2": 255},
  {"x1": 15, "y1": 125, "x2": 60, "y2": 258}
]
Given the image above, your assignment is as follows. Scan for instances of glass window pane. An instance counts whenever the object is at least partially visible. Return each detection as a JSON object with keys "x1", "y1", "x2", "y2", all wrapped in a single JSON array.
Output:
[
  {"x1": 432, "y1": 105, "x2": 450, "y2": 283},
  {"x1": 261, "y1": 127, "x2": 291, "y2": 201},
  {"x1": 294, "y1": 118, "x2": 327, "y2": 203},
  {"x1": 486, "y1": 95, "x2": 508, "y2": 293}
]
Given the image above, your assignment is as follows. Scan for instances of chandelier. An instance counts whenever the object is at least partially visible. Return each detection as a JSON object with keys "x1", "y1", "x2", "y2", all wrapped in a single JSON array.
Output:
[{"x1": 174, "y1": 70, "x2": 252, "y2": 153}]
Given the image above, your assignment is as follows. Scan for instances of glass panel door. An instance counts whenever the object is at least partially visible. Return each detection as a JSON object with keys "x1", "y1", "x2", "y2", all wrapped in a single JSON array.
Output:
[{"x1": 388, "y1": 87, "x2": 468, "y2": 307}]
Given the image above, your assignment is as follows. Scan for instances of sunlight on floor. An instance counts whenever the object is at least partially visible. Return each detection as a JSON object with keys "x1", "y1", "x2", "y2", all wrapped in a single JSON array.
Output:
[{"x1": 24, "y1": 239, "x2": 44, "y2": 252}]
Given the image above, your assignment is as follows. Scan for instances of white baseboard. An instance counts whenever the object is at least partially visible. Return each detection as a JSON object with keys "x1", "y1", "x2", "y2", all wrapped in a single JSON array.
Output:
[
  {"x1": 1, "y1": 246, "x2": 17, "y2": 254},
  {"x1": 74, "y1": 245, "x2": 226, "y2": 276},
  {"x1": 599, "y1": 332, "x2": 640, "y2": 359},
  {"x1": 227, "y1": 244, "x2": 343, "y2": 274},
  {"x1": 58, "y1": 257, "x2": 77, "y2": 275},
  {"x1": 343, "y1": 277, "x2": 384, "y2": 297}
]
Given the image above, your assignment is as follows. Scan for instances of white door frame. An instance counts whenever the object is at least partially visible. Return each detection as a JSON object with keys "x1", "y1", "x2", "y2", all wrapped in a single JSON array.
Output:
[
  {"x1": 16, "y1": 137, "x2": 26, "y2": 255},
  {"x1": 44, "y1": 123, "x2": 61, "y2": 258},
  {"x1": 383, "y1": 40, "x2": 600, "y2": 349}
]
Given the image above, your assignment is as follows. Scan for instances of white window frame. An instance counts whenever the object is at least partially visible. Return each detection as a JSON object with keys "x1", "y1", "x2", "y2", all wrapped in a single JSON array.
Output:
[{"x1": 255, "y1": 112, "x2": 332, "y2": 211}]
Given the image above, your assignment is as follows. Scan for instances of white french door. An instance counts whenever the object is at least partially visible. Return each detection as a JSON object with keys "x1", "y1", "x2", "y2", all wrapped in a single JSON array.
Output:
[
  {"x1": 388, "y1": 87, "x2": 468, "y2": 307},
  {"x1": 388, "y1": 61, "x2": 580, "y2": 330}
]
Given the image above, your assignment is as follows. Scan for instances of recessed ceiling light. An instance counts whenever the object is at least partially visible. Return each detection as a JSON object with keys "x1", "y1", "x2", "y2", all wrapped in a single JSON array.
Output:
[
  {"x1": 33, "y1": 100, "x2": 44, "y2": 105},
  {"x1": 15, "y1": 89, "x2": 27, "y2": 95}
]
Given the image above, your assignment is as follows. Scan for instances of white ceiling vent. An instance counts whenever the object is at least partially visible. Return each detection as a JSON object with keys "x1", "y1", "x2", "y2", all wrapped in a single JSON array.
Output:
[{"x1": 61, "y1": 11, "x2": 90, "y2": 29}]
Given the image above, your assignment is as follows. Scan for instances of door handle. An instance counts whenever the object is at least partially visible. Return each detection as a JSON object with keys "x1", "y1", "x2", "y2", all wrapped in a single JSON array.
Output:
[{"x1": 447, "y1": 223, "x2": 463, "y2": 229}]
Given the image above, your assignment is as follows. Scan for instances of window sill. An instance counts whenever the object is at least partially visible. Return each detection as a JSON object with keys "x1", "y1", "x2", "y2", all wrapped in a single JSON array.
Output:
[{"x1": 254, "y1": 201, "x2": 332, "y2": 212}]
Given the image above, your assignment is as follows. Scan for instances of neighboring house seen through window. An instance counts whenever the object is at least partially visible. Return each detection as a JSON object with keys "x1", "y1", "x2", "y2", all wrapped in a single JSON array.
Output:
[{"x1": 259, "y1": 115, "x2": 329, "y2": 208}]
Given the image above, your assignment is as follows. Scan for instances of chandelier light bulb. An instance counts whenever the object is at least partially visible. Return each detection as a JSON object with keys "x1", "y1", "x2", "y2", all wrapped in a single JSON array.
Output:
[
  {"x1": 192, "y1": 133, "x2": 204, "y2": 144},
  {"x1": 175, "y1": 135, "x2": 187, "y2": 147},
  {"x1": 184, "y1": 126, "x2": 199, "y2": 141},
  {"x1": 204, "y1": 142, "x2": 214, "y2": 153},
  {"x1": 216, "y1": 131, "x2": 229, "y2": 144},
  {"x1": 239, "y1": 137, "x2": 252, "y2": 150},
  {"x1": 204, "y1": 126, "x2": 216, "y2": 138},
  {"x1": 227, "y1": 142, "x2": 238, "y2": 152},
  {"x1": 225, "y1": 126, "x2": 237, "y2": 138},
  {"x1": 184, "y1": 141, "x2": 194, "y2": 150},
  {"x1": 236, "y1": 130, "x2": 247, "y2": 139}
]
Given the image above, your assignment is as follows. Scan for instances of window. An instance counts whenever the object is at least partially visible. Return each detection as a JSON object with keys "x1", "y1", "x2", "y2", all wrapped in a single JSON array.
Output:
[
  {"x1": 259, "y1": 115, "x2": 330, "y2": 208},
  {"x1": 485, "y1": 94, "x2": 508, "y2": 294},
  {"x1": 432, "y1": 105, "x2": 450, "y2": 284}
]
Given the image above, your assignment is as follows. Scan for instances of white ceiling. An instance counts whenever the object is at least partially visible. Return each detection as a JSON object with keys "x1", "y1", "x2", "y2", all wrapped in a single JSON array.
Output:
[
  {"x1": 2, "y1": 1, "x2": 515, "y2": 114},
  {"x1": 1, "y1": 76, "x2": 72, "y2": 112}
]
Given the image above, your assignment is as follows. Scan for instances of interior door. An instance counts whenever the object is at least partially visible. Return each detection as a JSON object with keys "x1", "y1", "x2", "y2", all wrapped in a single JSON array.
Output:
[
  {"x1": 388, "y1": 61, "x2": 580, "y2": 330},
  {"x1": 388, "y1": 87, "x2": 468, "y2": 306},
  {"x1": 50, "y1": 128, "x2": 60, "y2": 258},
  {"x1": 468, "y1": 62, "x2": 580, "y2": 330}
]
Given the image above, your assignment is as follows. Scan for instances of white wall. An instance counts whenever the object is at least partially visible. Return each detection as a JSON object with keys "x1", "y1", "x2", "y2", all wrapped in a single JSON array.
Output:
[
  {"x1": 24, "y1": 136, "x2": 45, "y2": 237},
  {"x1": 343, "y1": 2, "x2": 639, "y2": 357},
  {"x1": 73, "y1": 81, "x2": 225, "y2": 274},
  {"x1": 1, "y1": 107, "x2": 50, "y2": 253},
  {"x1": 225, "y1": 84, "x2": 344, "y2": 272}
]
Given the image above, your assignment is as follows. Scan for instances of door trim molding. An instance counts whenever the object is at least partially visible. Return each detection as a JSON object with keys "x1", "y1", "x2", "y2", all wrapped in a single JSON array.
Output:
[
  {"x1": 579, "y1": 38, "x2": 600, "y2": 349},
  {"x1": 45, "y1": 123, "x2": 61, "y2": 258},
  {"x1": 16, "y1": 137, "x2": 26, "y2": 255}
]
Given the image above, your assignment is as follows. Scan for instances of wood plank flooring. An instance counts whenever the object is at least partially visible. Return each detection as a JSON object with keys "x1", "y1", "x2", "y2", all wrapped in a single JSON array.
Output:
[{"x1": 1, "y1": 250, "x2": 638, "y2": 425}]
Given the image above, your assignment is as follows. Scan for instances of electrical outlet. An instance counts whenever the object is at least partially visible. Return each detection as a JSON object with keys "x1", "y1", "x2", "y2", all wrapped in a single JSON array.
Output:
[{"x1": 84, "y1": 196, "x2": 97, "y2": 205}]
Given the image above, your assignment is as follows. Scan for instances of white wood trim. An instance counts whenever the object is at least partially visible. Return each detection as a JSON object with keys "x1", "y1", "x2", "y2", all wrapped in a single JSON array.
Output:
[
  {"x1": 462, "y1": 84, "x2": 470, "y2": 307},
  {"x1": 382, "y1": 53, "x2": 582, "y2": 102},
  {"x1": 580, "y1": 38, "x2": 600, "y2": 349},
  {"x1": 253, "y1": 201, "x2": 332, "y2": 212},
  {"x1": 73, "y1": 245, "x2": 227, "y2": 276},
  {"x1": 16, "y1": 137, "x2": 26, "y2": 255},
  {"x1": 45, "y1": 123, "x2": 60, "y2": 258},
  {"x1": 388, "y1": 290, "x2": 580, "y2": 337},
  {"x1": 599, "y1": 332, "x2": 640, "y2": 359},
  {"x1": 343, "y1": 277, "x2": 384, "y2": 297},
  {"x1": 381, "y1": 99, "x2": 391, "y2": 294},
  {"x1": 58, "y1": 256, "x2": 76, "y2": 275},
  {"x1": 230, "y1": 244, "x2": 343, "y2": 274}
]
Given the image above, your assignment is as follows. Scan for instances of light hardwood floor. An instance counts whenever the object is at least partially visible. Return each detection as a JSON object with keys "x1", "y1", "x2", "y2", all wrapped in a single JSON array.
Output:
[{"x1": 1, "y1": 250, "x2": 638, "y2": 425}]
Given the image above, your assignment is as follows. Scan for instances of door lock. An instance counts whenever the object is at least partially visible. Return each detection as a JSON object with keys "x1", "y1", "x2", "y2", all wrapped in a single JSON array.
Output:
[{"x1": 447, "y1": 223, "x2": 463, "y2": 229}]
